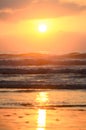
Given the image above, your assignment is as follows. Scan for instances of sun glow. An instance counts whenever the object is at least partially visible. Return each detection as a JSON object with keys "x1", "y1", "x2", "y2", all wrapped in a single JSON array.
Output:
[{"x1": 38, "y1": 24, "x2": 47, "y2": 33}]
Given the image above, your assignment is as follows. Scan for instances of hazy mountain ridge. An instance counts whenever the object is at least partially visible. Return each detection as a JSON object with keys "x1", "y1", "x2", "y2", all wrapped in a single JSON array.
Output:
[
  {"x1": 0, "y1": 52, "x2": 86, "y2": 59},
  {"x1": 0, "y1": 52, "x2": 86, "y2": 66}
]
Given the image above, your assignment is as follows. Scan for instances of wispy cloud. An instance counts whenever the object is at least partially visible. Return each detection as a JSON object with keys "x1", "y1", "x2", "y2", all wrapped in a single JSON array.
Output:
[
  {"x1": 0, "y1": 0, "x2": 86, "y2": 20},
  {"x1": 62, "y1": 1, "x2": 86, "y2": 11},
  {"x1": 0, "y1": 0, "x2": 31, "y2": 9}
]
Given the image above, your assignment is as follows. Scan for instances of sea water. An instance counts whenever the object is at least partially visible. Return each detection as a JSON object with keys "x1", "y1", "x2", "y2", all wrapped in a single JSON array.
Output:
[
  {"x1": 0, "y1": 55, "x2": 86, "y2": 109},
  {"x1": 0, "y1": 88, "x2": 86, "y2": 109}
]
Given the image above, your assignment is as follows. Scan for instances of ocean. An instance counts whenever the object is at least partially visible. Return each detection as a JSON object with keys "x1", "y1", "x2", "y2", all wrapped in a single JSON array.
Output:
[{"x1": 0, "y1": 53, "x2": 86, "y2": 109}]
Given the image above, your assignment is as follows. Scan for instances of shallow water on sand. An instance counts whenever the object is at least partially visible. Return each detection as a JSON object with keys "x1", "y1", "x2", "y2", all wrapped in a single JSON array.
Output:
[
  {"x1": 0, "y1": 108, "x2": 86, "y2": 130},
  {"x1": 0, "y1": 89, "x2": 86, "y2": 109}
]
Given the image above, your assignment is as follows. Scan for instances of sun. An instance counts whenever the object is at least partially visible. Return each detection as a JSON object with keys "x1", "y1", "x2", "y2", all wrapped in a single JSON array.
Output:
[{"x1": 38, "y1": 24, "x2": 47, "y2": 33}]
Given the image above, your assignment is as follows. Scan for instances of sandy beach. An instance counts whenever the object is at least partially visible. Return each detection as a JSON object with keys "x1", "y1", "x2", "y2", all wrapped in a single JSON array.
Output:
[{"x1": 0, "y1": 108, "x2": 86, "y2": 130}]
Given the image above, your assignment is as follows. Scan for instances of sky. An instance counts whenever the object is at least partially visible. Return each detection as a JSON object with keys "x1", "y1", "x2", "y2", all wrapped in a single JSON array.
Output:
[{"x1": 0, "y1": 0, "x2": 86, "y2": 54}]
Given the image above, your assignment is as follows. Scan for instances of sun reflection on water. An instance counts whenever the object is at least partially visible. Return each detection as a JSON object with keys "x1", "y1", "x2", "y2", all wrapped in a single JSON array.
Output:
[
  {"x1": 36, "y1": 92, "x2": 48, "y2": 106},
  {"x1": 37, "y1": 109, "x2": 46, "y2": 130},
  {"x1": 36, "y1": 92, "x2": 48, "y2": 130}
]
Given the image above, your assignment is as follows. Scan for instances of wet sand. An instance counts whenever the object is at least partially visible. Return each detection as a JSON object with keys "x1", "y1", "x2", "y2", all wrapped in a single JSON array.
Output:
[{"x1": 0, "y1": 108, "x2": 86, "y2": 130}]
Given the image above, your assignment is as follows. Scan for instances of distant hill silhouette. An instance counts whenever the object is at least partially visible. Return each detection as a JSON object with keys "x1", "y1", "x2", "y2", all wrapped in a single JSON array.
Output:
[
  {"x1": 0, "y1": 52, "x2": 86, "y2": 59},
  {"x1": 59, "y1": 52, "x2": 86, "y2": 59}
]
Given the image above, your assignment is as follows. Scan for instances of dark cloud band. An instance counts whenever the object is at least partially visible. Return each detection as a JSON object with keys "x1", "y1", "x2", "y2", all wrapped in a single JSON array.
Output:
[
  {"x1": 0, "y1": 0, "x2": 31, "y2": 9},
  {"x1": 0, "y1": 0, "x2": 86, "y2": 20}
]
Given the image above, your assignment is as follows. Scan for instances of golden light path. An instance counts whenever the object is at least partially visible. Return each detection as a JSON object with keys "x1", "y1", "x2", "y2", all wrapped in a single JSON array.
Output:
[
  {"x1": 36, "y1": 92, "x2": 48, "y2": 106},
  {"x1": 9, "y1": 92, "x2": 49, "y2": 130},
  {"x1": 37, "y1": 109, "x2": 46, "y2": 130},
  {"x1": 36, "y1": 92, "x2": 48, "y2": 130}
]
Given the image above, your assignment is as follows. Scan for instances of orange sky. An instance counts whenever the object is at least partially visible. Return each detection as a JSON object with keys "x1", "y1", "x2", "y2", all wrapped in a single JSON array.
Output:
[{"x1": 0, "y1": 0, "x2": 86, "y2": 54}]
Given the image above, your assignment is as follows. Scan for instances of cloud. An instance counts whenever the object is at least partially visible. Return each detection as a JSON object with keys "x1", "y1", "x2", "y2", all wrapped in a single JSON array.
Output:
[
  {"x1": 0, "y1": 0, "x2": 86, "y2": 20},
  {"x1": 0, "y1": 12, "x2": 10, "y2": 20},
  {"x1": 0, "y1": 0, "x2": 32, "y2": 20},
  {"x1": 0, "y1": 0, "x2": 86, "y2": 11},
  {"x1": 0, "y1": 0, "x2": 31, "y2": 9},
  {"x1": 62, "y1": 1, "x2": 86, "y2": 11}
]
